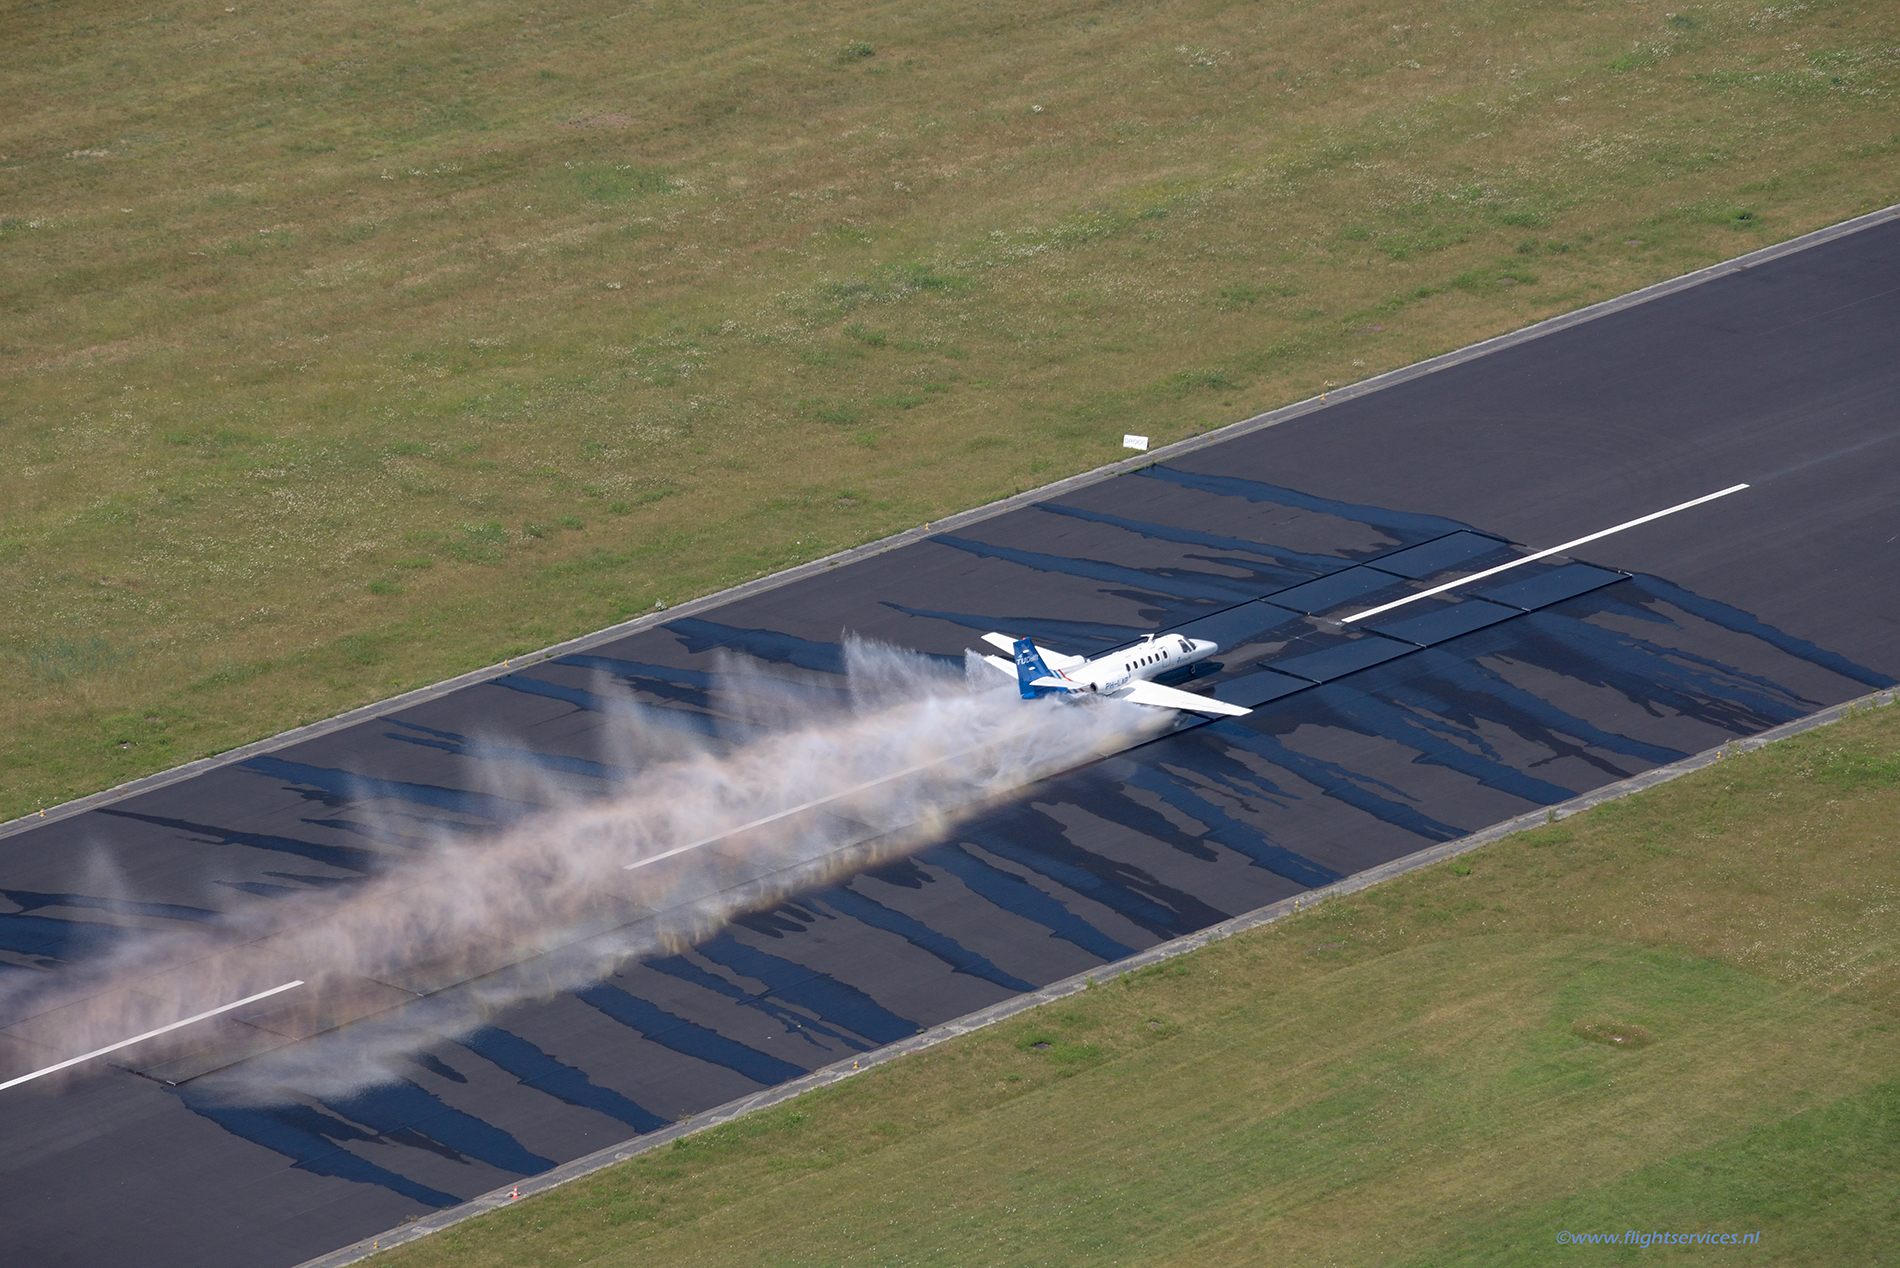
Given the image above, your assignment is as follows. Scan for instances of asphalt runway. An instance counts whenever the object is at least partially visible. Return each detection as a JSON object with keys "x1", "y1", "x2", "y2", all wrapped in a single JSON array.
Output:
[{"x1": 4, "y1": 213, "x2": 1898, "y2": 1268}]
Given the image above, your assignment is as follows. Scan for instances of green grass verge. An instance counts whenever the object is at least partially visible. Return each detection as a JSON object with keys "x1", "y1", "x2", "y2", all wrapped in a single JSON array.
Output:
[
  {"x1": 369, "y1": 701, "x2": 1900, "y2": 1267},
  {"x1": 4, "y1": 0, "x2": 1900, "y2": 819}
]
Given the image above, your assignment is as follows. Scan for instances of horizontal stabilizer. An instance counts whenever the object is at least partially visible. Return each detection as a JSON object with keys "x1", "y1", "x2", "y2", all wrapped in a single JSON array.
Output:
[
  {"x1": 979, "y1": 654, "x2": 1018, "y2": 679},
  {"x1": 981, "y1": 632, "x2": 1085, "y2": 671},
  {"x1": 1117, "y1": 678, "x2": 1252, "y2": 717}
]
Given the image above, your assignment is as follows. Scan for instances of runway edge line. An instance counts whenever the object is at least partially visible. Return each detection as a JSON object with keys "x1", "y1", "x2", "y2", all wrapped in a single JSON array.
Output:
[
  {"x1": 5, "y1": 201, "x2": 1895, "y2": 845},
  {"x1": 295, "y1": 684, "x2": 1897, "y2": 1268}
]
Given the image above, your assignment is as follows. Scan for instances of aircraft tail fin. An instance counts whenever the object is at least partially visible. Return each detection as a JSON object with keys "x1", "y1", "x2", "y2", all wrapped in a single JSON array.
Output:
[{"x1": 1012, "y1": 638, "x2": 1071, "y2": 700}]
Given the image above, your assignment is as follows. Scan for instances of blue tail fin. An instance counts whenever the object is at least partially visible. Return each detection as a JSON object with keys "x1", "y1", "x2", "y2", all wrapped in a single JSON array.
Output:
[{"x1": 1012, "y1": 638, "x2": 1068, "y2": 700}]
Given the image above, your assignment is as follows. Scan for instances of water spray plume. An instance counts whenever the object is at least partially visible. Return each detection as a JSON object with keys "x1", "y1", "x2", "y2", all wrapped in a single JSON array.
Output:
[{"x1": 0, "y1": 638, "x2": 1165, "y2": 1099}]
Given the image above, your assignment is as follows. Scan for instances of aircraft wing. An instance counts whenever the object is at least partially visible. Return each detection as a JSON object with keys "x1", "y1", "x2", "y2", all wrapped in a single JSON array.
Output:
[
  {"x1": 1116, "y1": 678, "x2": 1252, "y2": 717},
  {"x1": 980, "y1": 632, "x2": 1085, "y2": 671}
]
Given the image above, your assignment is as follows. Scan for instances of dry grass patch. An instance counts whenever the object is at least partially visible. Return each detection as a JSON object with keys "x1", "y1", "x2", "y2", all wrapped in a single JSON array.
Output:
[{"x1": 1571, "y1": 1015, "x2": 1655, "y2": 1047}]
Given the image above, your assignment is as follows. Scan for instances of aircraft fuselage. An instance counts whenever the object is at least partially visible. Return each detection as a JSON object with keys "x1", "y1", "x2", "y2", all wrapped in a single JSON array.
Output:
[{"x1": 1065, "y1": 633, "x2": 1217, "y2": 694}]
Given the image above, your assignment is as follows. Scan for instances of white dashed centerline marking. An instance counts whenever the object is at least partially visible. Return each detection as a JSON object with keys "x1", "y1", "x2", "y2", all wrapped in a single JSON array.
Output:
[
  {"x1": 0, "y1": 979, "x2": 306, "y2": 1092},
  {"x1": 623, "y1": 744, "x2": 996, "y2": 873},
  {"x1": 1342, "y1": 484, "x2": 1752, "y2": 625}
]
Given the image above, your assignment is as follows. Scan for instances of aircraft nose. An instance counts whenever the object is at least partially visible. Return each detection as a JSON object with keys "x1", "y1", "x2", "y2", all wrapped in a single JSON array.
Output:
[{"x1": 1191, "y1": 639, "x2": 1218, "y2": 655}]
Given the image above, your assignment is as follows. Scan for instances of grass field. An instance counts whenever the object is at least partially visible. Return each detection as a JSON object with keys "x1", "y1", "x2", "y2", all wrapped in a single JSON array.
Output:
[
  {"x1": 365, "y1": 702, "x2": 1900, "y2": 1267},
  {"x1": 4, "y1": 0, "x2": 1898, "y2": 821},
  {"x1": 8, "y1": 1, "x2": 1899, "y2": 1261}
]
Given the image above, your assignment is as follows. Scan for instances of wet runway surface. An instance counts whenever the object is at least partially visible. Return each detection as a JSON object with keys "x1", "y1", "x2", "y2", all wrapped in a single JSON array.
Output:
[{"x1": 4, "y1": 217, "x2": 1898, "y2": 1267}]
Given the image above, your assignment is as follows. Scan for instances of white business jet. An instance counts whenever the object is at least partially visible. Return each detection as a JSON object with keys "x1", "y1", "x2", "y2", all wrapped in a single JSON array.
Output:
[{"x1": 974, "y1": 632, "x2": 1251, "y2": 717}]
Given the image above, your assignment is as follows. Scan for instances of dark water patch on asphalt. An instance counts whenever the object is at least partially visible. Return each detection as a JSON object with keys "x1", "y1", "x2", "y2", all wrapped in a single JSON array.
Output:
[
  {"x1": 1064, "y1": 764, "x2": 1237, "y2": 861},
  {"x1": 1205, "y1": 721, "x2": 1467, "y2": 843},
  {"x1": 217, "y1": 870, "x2": 365, "y2": 898},
  {"x1": 1094, "y1": 757, "x2": 1340, "y2": 887},
  {"x1": 485, "y1": 674, "x2": 724, "y2": 738},
  {"x1": 812, "y1": 885, "x2": 1035, "y2": 993},
  {"x1": 634, "y1": 942, "x2": 908, "y2": 1049},
  {"x1": 0, "y1": 913, "x2": 130, "y2": 963},
  {"x1": 573, "y1": 983, "x2": 807, "y2": 1086},
  {"x1": 300, "y1": 817, "x2": 438, "y2": 853},
  {"x1": 1345, "y1": 638, "x2": 1687, "y2": 775},
  {"x1": 97, "y1": 808, "x2": 388, "y2": 876},
  {"x1": 683, "y1": 933, "x2": 920, "y2": 1046},
  {"x1": 239, "y1": 757, "x2": 543, "y2": 825},
  {"x1": 410, "y1": 1051, "x2": 468, "y2": 1083},
  {"x1": 1266, "y1": 681, "x2": 1585, "y2": 805},
  {"x1": 557, "y1": 653, "x2": 718, "y2": 694},
  {"x1": 662, "y1": 619, "x2": 854, "y2": 675},
  {"x1": 320, "y1": 1079, "x2": 554, "y2": 1175},
  {"x1": 919, "y1": 843, "x2": 1137, "y2": 963},
  {"x1": 930, "y1": 534, "x2": 1263, "y2": 605},
  {"x1": 1619, "y1": 576, "x2": 1896, "y2": 689},
  {"x1": 456, "y1": 1025, "x2": 667, "y2": 1131},
  {"x1": 1366, "y1": 531, "x2": 1517, "y2": 579},
  {"x1": 883, "y1": 603, "x2": 1146, "y2": 652},
  {"x1": 633, "y1": 954, "x2": 869, "y2": 1054},
  {"x1": 0, "y1": 889, "x2": 221, "y2": 924},
  {"x1": 1503, "y1": 609, "x2": 1823, "y2": 736},
  {"x1": 557, "y1": 653, "x2": 857, "y2": 713},
  {"x1": 1032, "y1": 501, "x2": 1346, "y2": 580},
  {"x1": 175, "y1": 1088, "x2": 463, "y2": 1208},
  {"x1": 961, "y1": 825, "x2": 1226, "y2": 940},
  {"x1": 1263, "y1": 567, "x2": 1415, "y2": 617},
  {"x1": 383, "y1": 721, "x2": 627, "y2": 784},
  {"x1": 1139, "y1": 466, "x2": 1479, "y2": 543}
]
